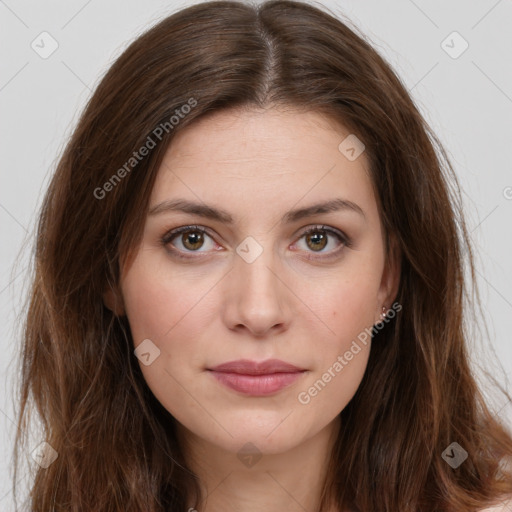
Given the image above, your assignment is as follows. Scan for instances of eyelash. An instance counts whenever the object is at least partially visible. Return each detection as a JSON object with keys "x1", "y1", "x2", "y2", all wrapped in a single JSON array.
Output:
[{"x1": 160, "y1": 224, "x2": 352, "y2": 261}]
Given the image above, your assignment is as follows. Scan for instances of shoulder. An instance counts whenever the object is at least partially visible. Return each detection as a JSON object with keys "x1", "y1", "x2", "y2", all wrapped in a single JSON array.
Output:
[{"x1": 478, "y1": 496, "x2": 512, "y2": 511}]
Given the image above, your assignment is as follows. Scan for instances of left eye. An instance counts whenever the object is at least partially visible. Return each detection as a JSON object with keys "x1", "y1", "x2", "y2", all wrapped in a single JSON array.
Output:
[
  {"x1": 294, "y1": 225, "x2": 348, "y2": 255},
  {"x1": 161, "y1": 224, "x2": 349, "y2": 259}
]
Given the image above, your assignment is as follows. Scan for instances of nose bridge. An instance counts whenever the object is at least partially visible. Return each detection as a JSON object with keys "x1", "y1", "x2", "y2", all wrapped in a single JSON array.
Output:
[
  {"x1": 243, "y1": 246, "x2": 276, "y2": 287},
  {"x1": 237, "y1": 235, "x2": 281, "y2": 300},
  {"x1": 226, "y1": 234, "x2": 289, "y2": 334}
]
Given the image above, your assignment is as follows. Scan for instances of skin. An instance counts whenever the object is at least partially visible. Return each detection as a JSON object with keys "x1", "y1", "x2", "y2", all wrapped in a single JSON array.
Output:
[{"x1": 104, "y1": 106, "x2": 400, "y2": 512}]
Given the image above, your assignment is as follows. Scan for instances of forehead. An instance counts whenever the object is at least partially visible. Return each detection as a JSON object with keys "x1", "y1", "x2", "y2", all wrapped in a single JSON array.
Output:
[
  {"x1": 149, "y1": 107, "x2": 377, "y2": 223},
  {"x1": 160, "y1": 107, "x2": 359, "y2": 167}
]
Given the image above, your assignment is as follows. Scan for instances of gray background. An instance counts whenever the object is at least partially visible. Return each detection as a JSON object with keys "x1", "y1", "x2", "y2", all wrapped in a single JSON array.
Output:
[{"x1": 1, "y1": 0, "x2": 511, "y2": 508}]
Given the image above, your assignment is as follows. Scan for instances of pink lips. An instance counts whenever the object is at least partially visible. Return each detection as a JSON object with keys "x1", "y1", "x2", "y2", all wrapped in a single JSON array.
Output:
[{"x1": 208, "y1": 359, "x2": 306, "y2": 396}]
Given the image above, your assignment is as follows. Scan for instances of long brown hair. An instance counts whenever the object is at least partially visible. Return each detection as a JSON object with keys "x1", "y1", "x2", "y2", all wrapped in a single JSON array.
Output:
[{"x1": 12, "y1": 1, "x2": 512, "y2": 510}]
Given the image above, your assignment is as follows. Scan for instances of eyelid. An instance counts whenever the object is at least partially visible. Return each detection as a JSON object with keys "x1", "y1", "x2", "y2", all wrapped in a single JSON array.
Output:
[{"x1": 161, "y1": 224, "x2": 210, "y2": 242}]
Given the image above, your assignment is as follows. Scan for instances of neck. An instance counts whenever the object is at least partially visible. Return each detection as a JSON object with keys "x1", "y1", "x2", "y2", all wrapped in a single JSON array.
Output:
[{"x1": 178, "y1": 416, "x2": 343, "y2": 512}]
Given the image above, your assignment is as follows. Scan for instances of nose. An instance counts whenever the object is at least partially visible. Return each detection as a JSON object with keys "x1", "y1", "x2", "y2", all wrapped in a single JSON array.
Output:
[{"x1": 222, "y1": 242, "x2": 291, "y2": 338}]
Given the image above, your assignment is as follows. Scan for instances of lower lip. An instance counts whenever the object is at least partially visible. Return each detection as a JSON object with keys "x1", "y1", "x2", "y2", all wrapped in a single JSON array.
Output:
[{"x1": 209, "y1": 371, "x2": 305, "y2": 396}]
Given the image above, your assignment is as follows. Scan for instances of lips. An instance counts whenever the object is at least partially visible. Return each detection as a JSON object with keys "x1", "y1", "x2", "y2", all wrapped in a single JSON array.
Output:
[
  {"x1": 209, "y1": 358, "x2": 304, "y2": 375},
  {"x1": 207, "y1": 359, "x2": 306, "y2": 396}
]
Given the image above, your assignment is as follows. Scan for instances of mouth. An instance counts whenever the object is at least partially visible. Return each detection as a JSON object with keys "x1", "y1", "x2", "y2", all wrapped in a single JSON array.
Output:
[{"x1": 207, "y1": 359, "x2": 307, "y2": 396}]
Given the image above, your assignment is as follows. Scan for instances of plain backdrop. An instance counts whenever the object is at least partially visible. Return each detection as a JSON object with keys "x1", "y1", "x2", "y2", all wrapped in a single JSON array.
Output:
[{"x1": 1, "y1": 0, "x2": 511, "y2": 508}]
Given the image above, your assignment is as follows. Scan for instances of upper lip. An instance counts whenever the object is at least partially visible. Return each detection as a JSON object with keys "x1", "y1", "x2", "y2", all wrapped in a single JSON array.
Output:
[{"x1": 208, "y1": 359, "x2": 305, "y2": 375}]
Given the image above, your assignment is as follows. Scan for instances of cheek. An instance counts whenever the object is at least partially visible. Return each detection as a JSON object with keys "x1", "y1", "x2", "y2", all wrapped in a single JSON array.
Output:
[
  {"x1": 120, "y1": 263, "x2": 217, "y2": 424},
  {"x1": 121, "y1": 256, "x2": 217, "y2": 345},
  {"x1": 293, "y1": 265, "x2": 379, "y2": 410},
  {"x1": 300, "y1": 347, "x2": 370, "y2": 415},
  {"x1": 296, "y1": 280, "x2": 374, "y2": 414},
  {"x1": 313, "y1": 266, "x2": 381, "y2": 345}
]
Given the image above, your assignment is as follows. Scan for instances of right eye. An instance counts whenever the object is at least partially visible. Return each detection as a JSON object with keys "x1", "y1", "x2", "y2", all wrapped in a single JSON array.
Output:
[{"x1": 161, "y1": 225, "x2": 221, "y2": 259}]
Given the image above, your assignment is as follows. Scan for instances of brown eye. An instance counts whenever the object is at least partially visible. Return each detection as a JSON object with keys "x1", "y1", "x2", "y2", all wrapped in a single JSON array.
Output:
[
  {"x1": 295, "y1": 225, "x2": 349, "y2": 258},
  {"x1": 305, "y1": 230, "x2": 328, "y2": 251},
  {"x1": 162, "y1": 225, "x2": 217, "y2": 257},
  {"x1": 180, "y1": 229, "x2": 205, "y2": 251}
]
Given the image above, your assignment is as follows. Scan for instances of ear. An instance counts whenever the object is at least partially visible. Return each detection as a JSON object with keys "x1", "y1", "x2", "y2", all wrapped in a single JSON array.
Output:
[
  {"x1": 375, "y1": 233, "x2": 401, "y2": 323},
  {"x1": 102, "y1": 286, "x2": 126, "y2": 316}
]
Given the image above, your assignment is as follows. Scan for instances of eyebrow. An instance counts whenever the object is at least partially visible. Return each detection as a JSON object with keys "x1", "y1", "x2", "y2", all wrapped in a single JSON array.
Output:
[{"x1": 148, "y1": 197, "x2": 366, "y2": 223}]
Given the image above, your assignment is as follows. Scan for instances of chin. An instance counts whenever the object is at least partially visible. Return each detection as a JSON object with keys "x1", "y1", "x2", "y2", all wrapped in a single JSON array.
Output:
[{"x1": 195, "y1": 411, "x2": 316, "y2": 456}]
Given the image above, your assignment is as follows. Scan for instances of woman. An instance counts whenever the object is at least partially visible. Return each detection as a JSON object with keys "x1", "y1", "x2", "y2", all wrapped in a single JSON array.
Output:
[{"x1": 13, "y1": 1, "x2": 512, "y2": 510}]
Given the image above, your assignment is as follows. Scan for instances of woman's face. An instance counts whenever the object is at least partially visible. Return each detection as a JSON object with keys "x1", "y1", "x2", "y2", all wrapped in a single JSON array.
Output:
[{"x1": 110, "y1": 107, "x2": 398, "y2": 456}]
